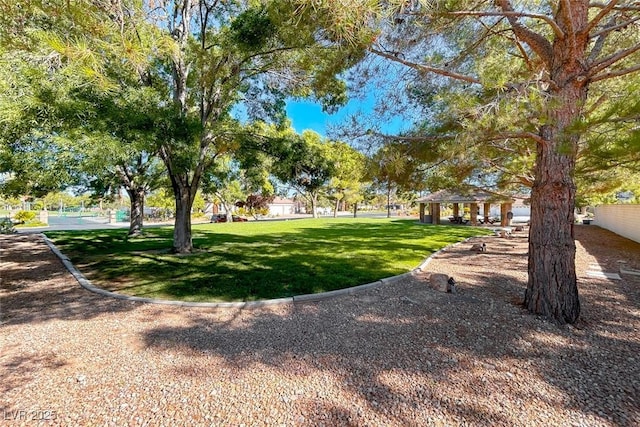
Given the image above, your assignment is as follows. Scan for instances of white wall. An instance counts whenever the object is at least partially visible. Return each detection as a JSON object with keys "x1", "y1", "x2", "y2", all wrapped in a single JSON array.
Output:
[
  {"x1": 489, "y1": 205, "x2": 531, "y2": 217},
  {"x1": 269, "y1": 204, "x2": 294, "y2": 216},
  {"x1": 594, "y1": 204, "x2": 640, "y2": 243}
]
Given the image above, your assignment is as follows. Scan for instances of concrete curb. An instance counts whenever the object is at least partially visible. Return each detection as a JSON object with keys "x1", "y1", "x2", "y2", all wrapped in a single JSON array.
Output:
[
  {"x1": 292, "y1": 280, "x2": 385, "y2": 303},
  {"x1": 40, "y1": 233, "x2": 478, "y2": 308}
]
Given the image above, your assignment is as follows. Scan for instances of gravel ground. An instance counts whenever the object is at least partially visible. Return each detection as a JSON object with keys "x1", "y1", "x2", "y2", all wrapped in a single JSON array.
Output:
[{"x1": 1, "y1": 225, "x2": 639, "y2": 426}]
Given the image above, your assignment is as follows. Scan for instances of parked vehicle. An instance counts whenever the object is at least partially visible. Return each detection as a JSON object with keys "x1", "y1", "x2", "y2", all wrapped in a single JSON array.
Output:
[{"x1": 211, "y1": 214, "x2": 248, "y2": 223}]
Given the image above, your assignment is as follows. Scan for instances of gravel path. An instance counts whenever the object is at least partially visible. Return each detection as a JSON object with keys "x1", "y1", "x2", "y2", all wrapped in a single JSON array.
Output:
[{"x1": 1, "y1": 225, "x2": 639, "y2": 426}]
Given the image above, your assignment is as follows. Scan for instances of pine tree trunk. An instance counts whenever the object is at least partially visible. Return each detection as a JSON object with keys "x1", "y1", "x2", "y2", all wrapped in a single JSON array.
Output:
[
  {"x1": 525, "y1": 59, "x2": 587, "y2": 325},
  {"x1": 172, "y1": 184, "x2": 194, "y2": 253},
  {"x1": 127, "y1": 188, "x2": 145, "y2": 237},
  {"x1": 526, "y1": 125, "x2": 581, "y2": 324}
]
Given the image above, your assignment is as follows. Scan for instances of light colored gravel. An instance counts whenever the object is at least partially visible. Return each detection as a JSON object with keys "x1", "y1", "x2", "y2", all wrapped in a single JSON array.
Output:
[{"x1": 1, "y1": 225, "x2": 639, "y2": 426}]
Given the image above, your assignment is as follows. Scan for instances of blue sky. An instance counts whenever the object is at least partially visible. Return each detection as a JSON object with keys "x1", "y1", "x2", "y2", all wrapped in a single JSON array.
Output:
[
  {"x1": 285, "y1": 100, "x2": 352, "y2": 136},
  {"x1": 285, "y1": 97, "x2": 410, "y2": 138},
  {"x1": 235, "y1": 99, "x2": 354, "y2": 137},
  {"x1": 285, "y1": 60, "x2": 414, "y2": 138}
]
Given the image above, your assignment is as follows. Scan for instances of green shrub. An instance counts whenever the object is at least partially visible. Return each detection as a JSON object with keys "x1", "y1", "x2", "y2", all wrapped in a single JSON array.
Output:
[
  {"x1": 14, "y1": 210, "x2": 36, "y2": 223},
  {"x1": 0, "y1": 218, "x2": 15, "y2": 233}
]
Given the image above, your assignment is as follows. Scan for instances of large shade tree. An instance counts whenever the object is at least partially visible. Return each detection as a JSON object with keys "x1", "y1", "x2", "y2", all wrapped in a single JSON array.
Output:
[
  {"x1": 271, "y1": 129, "x2": 337, "y2": 218},
  {"x1": 325, "y1": 141, "x2": 367, "y2": 217},
  {"x1": 299, "y1": 0, "x2": 640, "y2": 324},
  {"x1": 3, "y1": 1, "x2": 362, "y2": 253},
  {"x1": 0, "y1": 1, "x2": 170, "y2": 236},
  {"x1": 0, "y1": 41, "x2": 87, "y2": 198},
  {"x1": 73, "y1": 84, "x2": 169, "y2": 236},
  {"x1": 136, "y1": 0, "x2": 363, "y2": 252}
]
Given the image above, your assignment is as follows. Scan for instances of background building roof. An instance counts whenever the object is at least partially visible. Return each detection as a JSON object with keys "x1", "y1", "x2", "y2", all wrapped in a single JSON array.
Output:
[{"x1": 416, "y1": 189, "x2": 515, "y2": 204}]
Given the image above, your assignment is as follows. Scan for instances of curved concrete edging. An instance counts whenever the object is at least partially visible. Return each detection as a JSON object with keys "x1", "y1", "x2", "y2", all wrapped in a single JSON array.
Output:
[{"x1": 41, "y1": 233, "x2": 477, "y2": 308}]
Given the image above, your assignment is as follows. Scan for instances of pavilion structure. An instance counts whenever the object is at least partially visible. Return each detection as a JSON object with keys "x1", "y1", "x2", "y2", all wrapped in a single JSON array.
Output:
[{"x1": 416, "y1": 189, "x2": 515, "y2": 226}]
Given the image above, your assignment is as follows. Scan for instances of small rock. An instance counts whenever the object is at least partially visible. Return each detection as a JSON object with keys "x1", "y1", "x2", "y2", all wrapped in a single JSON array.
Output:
[
  {"x1": 429, "y1": 273, "x2": 449, "y2": 292},
  {"x1": 470, "y1": 243, "x2": 487, "y2": 253}
]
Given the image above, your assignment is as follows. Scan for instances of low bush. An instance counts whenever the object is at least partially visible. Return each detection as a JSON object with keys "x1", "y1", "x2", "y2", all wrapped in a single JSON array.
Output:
[
  {"x1": 0, "y1": 218, "x2": 16, "y2": 233},
  {"x1": 13, "y1": 210, "x2": 36, "y2": 223}
]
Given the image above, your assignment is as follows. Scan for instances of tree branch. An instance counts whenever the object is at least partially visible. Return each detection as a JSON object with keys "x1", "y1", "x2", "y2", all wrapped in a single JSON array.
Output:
[
  {"x1": 588, "y1": 44, "x2": 640, "y2": 76},
  {"x1": 588, "y1": 16, "x2": 617, "y2": 62},
  {"x1": 380, "y1": 133, "x2": 450, "y2": 142},
  {"x1": 115, "y1": 165, "x2": 132, "y2": 188},
  {"x1": 590, "y1": 63, "x2": 640, "y2": 82},
  {"x1": 582, "y1": 0, "x2": 619, "y2": 36},
  {"x1": 582, "y1": 93, "x2": 609, "y2": 118},
  {"x1": 487, "y1": 131, "x2": 546, "y2": 145},
  {"x1": 558, "y1": 0, "x2": 577, "y2": 58},
  {"x1": 238, "y1": 45, "x2": 301, "y2": 68},
  {"x1": 590, "y1": 15, "x2": 640, "y2": 39},
  {"x1": 497, "y1": 0, "x2": 554, "y2": 68},
  {"x1": 445, "y1": 10, "x2": 565, "y2": 39},
  {"x1": 589, "y1": 2, "x2": 640, "y2": 12},
  {"x1": 369, "y1": 48, "x2": 481, "y2": 84},
  {"x1": 485, "y1": 158, "x2": 534, "y2": 187},
  {"x1": 511, "y1": 36, "x2": 534, "y2": 71}
]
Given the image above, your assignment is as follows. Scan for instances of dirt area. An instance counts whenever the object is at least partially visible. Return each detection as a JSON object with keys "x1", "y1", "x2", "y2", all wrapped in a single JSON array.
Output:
[{"x1": 1, "y1": 225, "x2": 638, "y2": 426}]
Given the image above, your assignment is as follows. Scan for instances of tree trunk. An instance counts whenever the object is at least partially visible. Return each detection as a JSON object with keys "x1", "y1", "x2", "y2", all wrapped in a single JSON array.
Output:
[
  {"x1": 172, "y1": 183, "x2": 194, "y2": 253},
  {"x1": 127, "y1": 187, "x2": 145, "y2": 237},
  {"x1": 353, "y1": 201, "x2": 358, "y2": 218},
  {"x1": 333, "y1": 198, "x2": 340, "y2": 218},
  {"x1": 310, "y1": 194, "x2": 318, "y2": 218},
  {"x1": 220, "y1": 200, "x2": 233, "y2": 222},
  {"x1": 525, "y1": 46, "x2": 588, "y2": 324},
  {"x1": 526, "y1": 124, "x2": 581, "y2": 324},
  {"x1": 386, "y1": 183, "x2": 391, "y2": 218}
]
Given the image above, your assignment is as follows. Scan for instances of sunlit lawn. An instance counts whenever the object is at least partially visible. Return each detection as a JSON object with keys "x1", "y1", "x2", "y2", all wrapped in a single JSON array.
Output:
[{"x1": 46, "y1": 218, "x2": 491, "y2": 302}]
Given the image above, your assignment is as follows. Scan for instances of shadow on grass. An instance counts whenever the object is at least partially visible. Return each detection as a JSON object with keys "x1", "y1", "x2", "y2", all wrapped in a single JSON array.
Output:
[{"x1": 45, "y1": 219, "x2": 491, "y2": 302}]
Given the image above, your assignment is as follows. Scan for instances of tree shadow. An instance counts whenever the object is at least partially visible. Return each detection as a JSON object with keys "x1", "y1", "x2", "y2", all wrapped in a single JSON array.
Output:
[
  {"x1": 44, "y1": 220, "x2": 490, "y2": 302},
  {"x1": 574, "y1": 224, "x2": 640, "y2": 309},
  {"x1": 1, "y1": 350, "x2": 68, "y2": 395},
  {"x1": 136, "y1": 227, "x2": 638, "y2": 425},
  {"x1": 0, "y1": 234, "x2": 135, "y2": 327},
  {"x1": 142, "y1": 294, "x2": 519, "y2": 425}
]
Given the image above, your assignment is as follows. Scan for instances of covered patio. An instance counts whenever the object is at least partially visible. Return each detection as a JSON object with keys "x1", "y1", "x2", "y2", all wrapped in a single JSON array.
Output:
[{"x1": 416, "y1": 189, "x2": 515, "y2": 226}]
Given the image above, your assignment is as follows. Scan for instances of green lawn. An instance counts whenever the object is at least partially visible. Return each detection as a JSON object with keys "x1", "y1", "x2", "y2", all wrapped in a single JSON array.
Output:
[{"x1": 46, "y1": 218, "x2": 491, "y2": 302}]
